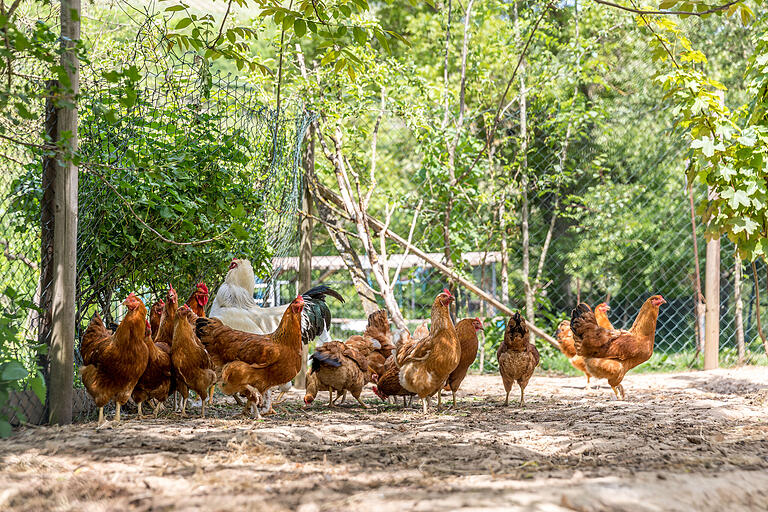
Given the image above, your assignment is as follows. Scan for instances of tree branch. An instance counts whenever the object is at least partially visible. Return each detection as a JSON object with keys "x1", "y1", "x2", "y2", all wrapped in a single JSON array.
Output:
[
  {"x1": 458, "y1": 0, "x2": 555, "y2": 182},
  {"x1": 0, "y1": 239, "x2": 38, "y2": 270},
  {"x1": 591, "y1": 0, "x2": 740, "y2": 17}
]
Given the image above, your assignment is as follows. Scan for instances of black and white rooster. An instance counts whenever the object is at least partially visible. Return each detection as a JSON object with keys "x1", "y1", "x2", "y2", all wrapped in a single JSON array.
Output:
[{"x1": 208, "y1": 258, "x2": 344, "y2": 345}]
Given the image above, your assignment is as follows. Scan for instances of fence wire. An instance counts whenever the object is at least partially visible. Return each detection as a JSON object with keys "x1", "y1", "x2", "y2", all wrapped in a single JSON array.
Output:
[{"x1": 0, "y1": 9, "x2": 311, "y2": 423}]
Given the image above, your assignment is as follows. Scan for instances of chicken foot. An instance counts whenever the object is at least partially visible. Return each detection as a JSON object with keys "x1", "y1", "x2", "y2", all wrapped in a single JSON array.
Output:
[
  {"x1": 519, "y1": 385, "x2": 525, "y2": 408},
  {"x1": 137, "y1": 401, "x2": 144, "y2": 419},
  {"x1": 153, "y1": 401, "x2": 165, "y2": 418},
  {"x1": 97, "y1": 406, "x2": 104, "y2": 426},
  {"x1": 610, "y1": 384, "x2": 625, "y2": 400},
  {"x1": 353, "y1": 394, "x2": 369, "y2": 409},
  {"x1": 245, "y1": 385, "x2": 263, "y2": 420},
  {"x1": 114, "y1": 402, "x2": 122, "y2": 423},
  {"x1": 504, "y1": 389, "x2": 511, "y2": 407}
]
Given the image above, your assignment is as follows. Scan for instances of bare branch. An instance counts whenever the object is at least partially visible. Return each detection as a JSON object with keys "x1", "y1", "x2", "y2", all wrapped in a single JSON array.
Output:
[
  {"x1": 0, "y1": 239, "x2": 38, "y2": 270},
  {"x1": 392, "y1": 200, "x2": 423, "y2": 286},
  {"x1": 591, "y1": 0, "x2": 740, "y2": 17},
  {"x1": 459, "y1": 0, "x2": 555, "y2": 182},
  {"x1": 363, "y1": 88, "x2": 386, "y2": 210}
]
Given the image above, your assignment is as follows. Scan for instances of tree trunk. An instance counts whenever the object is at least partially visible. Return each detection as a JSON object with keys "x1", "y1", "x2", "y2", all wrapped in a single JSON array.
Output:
[
  {"x1": 514, "y1": 1, "x2": 533, "y2": 333},
  {"x1": 443, "y1": 0, "x2": 474, "y2": 269},
  {"x1": 37, "y1": 82, "x2": 57, "y2": 399},
  {"x1": 499, "y1": 202, "x2": 509, "y2": 304},
  {"x1": 734, "y1": 256, "x2": 745, "y2": 365}
]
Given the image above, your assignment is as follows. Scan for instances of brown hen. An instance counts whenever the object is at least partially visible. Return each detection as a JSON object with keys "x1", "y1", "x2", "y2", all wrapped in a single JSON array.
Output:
[
  {"x1": 80, "y1": 293, "x2": 149, "y2": 425},
  {"x1": 396, "y1": 289, "x2": 460, "y2": 413},
  {"x1": 571, "y1": 295, "x2": 666, "y2": 400},
  {"x1": 497, "y1": 312, "x2": 540, "y2": 407},
  {"x1": 171, "y1": 306, "x2": 216, "y2": 417}
]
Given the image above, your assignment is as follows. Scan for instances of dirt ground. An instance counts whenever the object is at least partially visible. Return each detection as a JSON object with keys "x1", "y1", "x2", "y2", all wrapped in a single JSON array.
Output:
[{"x1": 2, "y1": 367, "x2": 768, "y2": 512}]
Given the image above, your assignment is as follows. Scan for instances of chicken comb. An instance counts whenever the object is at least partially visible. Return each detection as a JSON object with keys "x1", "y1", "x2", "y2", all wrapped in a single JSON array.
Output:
[
  {"x1": 442, "y1": 287, "x2": 452, "y2": 296},
  {"x1": 197, "y1": 282, "x2": 209, "y2": 293}
]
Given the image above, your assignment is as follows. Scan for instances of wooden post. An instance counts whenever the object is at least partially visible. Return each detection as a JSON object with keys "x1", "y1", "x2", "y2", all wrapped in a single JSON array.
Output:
[
  {"x1": 294, "y1": 127, "x2": 314, "y2": 390},
  {"x1": 704, "y1": 233, "x2": 720, "y2": 370},
  {"x1": 49, "y1": 0, "x2": 79, "y2": 425},
  {"x1": 734, "y1": 256, "x2": 745, "y2": 365},
  {"x1": 37, "y1": 83, "x2": 58, "y2": 388}
]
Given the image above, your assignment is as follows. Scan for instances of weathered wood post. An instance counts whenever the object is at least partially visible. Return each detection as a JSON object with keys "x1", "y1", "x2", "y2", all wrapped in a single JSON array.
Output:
[
  {"x1": 704, "y1": 212, "x2": 720, "y2": 370},
  {"x1": 294, "y1": 127, "x2": 314, "y2": 390},
  {"x1": 48, "y1": 0, "x2": 80, "y2": 425}
]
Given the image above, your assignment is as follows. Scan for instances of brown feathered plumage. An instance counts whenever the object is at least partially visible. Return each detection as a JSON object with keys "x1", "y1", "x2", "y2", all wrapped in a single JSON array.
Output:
[
  {"x1": 196, "y1": 295, "x2": 305, "y2": 418},
  {"x1": 80, "y1": 293, "x2": 149, "y2": 425},
  {"x1": 131, "y1": 321, "x2": 172, "y2": 417},
  {"x1": 571, "y1": 295, "x2": 666, "y2": 399},
  {"x1": 372, "y1": 354, "x2": 414, "y2": 404},
  {"x1": 308, "y1": 340, "x2": 371, "y2": 408},
  {"x1": 497, "y1": 312, "x2": 539, "y2": 407},
  {"x1": 171, "y1": 306, "x2": 216, "y2": 417},
  {"x1": 149, "y1": 300, "x2": 165, "y2": 341},
  {"x1": 396, "y1": 289, "x2": 460, "y2": 413},
  {"x1": 556, "y1": 303, "x2": 613, "y2": 388},
  {"x1": 445, "y1": 317, "x2": 484, "y2": 406}
]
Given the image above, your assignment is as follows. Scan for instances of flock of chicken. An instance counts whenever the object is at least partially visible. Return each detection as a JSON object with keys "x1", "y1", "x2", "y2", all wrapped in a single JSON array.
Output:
[{"x1": 79, "y1": 256, "x2": 666, "y2": 426}]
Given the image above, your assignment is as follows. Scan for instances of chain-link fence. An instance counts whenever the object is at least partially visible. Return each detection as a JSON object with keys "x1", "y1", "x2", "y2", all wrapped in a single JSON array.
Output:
[
  {"x1": 288, "y1": 12, "x2": 767, "y2": 373},
  {"x1": 1, "y1": 10, "x2": 310, "y2": 425}
]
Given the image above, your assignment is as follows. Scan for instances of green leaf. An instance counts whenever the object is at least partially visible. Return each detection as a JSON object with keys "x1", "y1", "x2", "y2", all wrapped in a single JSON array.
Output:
[
  {"x1": 1, "y1": 361, "x2": 28, "y2": 382},
  {"x1": 0, "y1": 419, "x2": 10, "y2": 438},
  {"x1": 28, "y1": 372, "x2": 46, "y2": 406},
  {"x1": 353, "y1": 26, "x2": 367, "y2": 45},
  {"x1": 729, "y1": 189, "x2": 751, "y2": 209},
  {"x1": 175, "y1": 17, "x2": 193, "y2": 29},
  {"x1": 294, "y1": 18, "x2": 306, "y2": 37},
  {"x1": 659, "y1": 0, "x2": 677, "y2": 9}
]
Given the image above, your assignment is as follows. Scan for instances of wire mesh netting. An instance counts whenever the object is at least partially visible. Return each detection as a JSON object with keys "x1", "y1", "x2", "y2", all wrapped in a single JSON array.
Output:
[
  {"x1": 1, "y1": 2, "x2": 767, "y2": 427},
  {"x1": 0, "y1": 11, "x2": 312, "y2": 423},
  {"x1": 288, "y1": 13, "x2": 768, "y2": 373}
]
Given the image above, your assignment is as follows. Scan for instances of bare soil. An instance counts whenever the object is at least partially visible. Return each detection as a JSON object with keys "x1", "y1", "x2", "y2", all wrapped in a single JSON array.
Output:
[{"x1": 2, "y1": 367, "x2": 768, "y2": 512}]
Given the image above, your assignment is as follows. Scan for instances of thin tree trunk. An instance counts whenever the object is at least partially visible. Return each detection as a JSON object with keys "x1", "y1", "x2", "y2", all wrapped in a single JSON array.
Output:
[
  {"x1": 499, "y1": 202, "x2": 509, "y2": 303},
  {"x1": 443, "y1": 0, "x2": 474, "y2": 267},
  {"x1": 688, "y1": 183, "x2": 705, "y2": 352},
  {"x1": 441, "y1": 0, "x2": 452, "y2": 129},
  {"x1": 514, "y1": 1, "x2": 533, "y2": 331},
  {"x1": 734, "y1": 256, "x2": 745, "y2": 365}
]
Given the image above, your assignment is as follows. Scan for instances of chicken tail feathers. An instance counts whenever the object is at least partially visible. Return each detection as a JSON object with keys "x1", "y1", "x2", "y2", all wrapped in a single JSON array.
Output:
[
  {"x1": 301, "y1": 285, "x2": 345, "y2": 304},
  {"x1": 310, "y1": 349, "x2": 343, "y2": 372},
  {"x1": 299, "y1": 285, "x2": 344, "y2": 345}
]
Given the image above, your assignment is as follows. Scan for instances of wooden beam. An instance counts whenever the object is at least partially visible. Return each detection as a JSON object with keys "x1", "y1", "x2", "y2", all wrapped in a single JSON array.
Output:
[
  {"x1": 316, "y1": 183, "x2": 561, "y2": 350},
  {"x1": 704, "y1": 235, "x2": 720, "y2": 370},
  {"x1": 294, "y1": 129, "x2": 314, "y2": 390},
  {"x1": 49, "y1": 0, "x2": 80, "y2": 425}
]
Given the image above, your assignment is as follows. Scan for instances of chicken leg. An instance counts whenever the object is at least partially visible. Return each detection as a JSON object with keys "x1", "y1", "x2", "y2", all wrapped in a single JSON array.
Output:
[
  {"x1": 451, "y1": 389, "x2": 458, "y2": 409},
  {"x1": 245, "y1": 385, "x2": 263, "y2": 420},
  {"x1": 436, "y1": 390, "x2": 442, "y2": 411},
  {"x1": 504, "y1": 389, "x2": 511, "y2": 407},
  {"x1": 519, "y1": 384, "x2": 525, "y2": 408},
  {"x1": 422, "y1": 397, "x2": 429, "y2": 414},
  {"x1": 114, "y1": 402, "x2": 122, "y2": 423},
  {"x1": 153, "y1": 401, "x2": 165, "y2": 418},
  {"x1": 354, "y1": 394, "x2": 370, "y2": 409},
  {"x1": 137, "y1": 401, "x2": 144, "y2": 419},
  {"x1": 97, "y1": 406, "x2": 104, "y2": 425},
  {"x1": 328, "y1": 388, "x2": 335, "y2": 407}
]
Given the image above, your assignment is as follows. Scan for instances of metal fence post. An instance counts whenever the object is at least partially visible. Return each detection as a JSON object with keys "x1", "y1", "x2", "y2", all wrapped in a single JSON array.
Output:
[{"x1": 49, "y1": 0, "x2": 80, "y2": 425}]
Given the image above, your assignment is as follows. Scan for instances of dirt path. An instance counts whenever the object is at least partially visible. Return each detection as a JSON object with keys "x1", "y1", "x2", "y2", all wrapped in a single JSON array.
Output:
[{"x1": 2, "y1": 368, "x2": 768, "y2": 511}]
